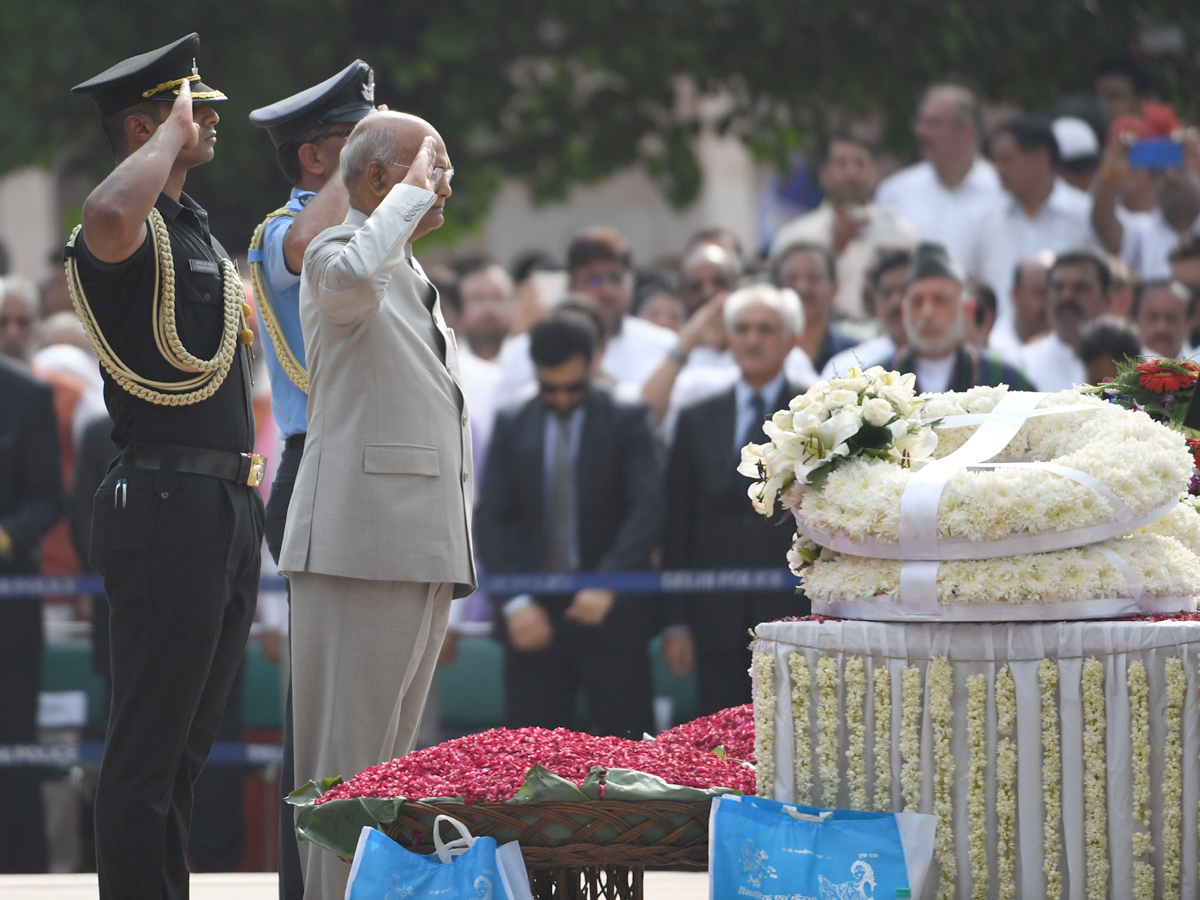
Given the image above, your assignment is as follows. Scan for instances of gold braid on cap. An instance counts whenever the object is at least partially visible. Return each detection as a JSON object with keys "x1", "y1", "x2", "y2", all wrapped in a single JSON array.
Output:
[
  {"x1": 248, "y1": 208, "x2": 307, "y2": 393},
  {"x1": 65, "y1": 209, "x2": 249, "y2": 406},
  {"x1": 143, "y1": 74, "x2": 200, "y2": 98}
]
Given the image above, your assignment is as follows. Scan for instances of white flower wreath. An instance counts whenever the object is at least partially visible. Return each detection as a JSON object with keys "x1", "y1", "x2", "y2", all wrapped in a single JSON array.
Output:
[
  {"x1": 800, "y1": 532, "x2": 1200, "y2": 618},
  {"x1": 772, "y1": 384, "x2": 1192, "y2": 558}
]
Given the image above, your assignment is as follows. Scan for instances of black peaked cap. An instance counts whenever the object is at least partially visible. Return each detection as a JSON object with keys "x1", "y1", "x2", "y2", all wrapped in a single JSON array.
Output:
[
  {"x1": 249, "y1": 61, "x2": 376, "y2": 149},
  {"x1": 905, "y1": 242, "x2": 965, "y2": 287},
  {"x1": 72, "y1": 34, "x2": 226, "y2": 117}
]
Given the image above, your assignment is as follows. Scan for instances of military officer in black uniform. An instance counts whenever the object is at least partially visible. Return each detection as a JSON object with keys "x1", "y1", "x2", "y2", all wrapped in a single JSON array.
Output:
[{"x1": 67, "y1": 34, "x2": 264, "y2": 900}]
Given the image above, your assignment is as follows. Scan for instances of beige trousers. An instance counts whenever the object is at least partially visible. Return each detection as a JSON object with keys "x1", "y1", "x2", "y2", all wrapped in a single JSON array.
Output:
[{"x1": 289, "y1": 573, "x2": 452, "y2": 900}]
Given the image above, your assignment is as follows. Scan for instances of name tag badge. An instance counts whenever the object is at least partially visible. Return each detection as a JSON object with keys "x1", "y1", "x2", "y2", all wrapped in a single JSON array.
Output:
[{"x1": 189, "y1": 258, "x2": 220, "y2": 275}]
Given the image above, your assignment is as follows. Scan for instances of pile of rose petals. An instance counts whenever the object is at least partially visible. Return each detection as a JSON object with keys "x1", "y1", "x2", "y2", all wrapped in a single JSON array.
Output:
[
  {"x1": 316, "y1": 725, "x2": 754, "y2": 805},
  {"x1": 655, "y1": 704, "x2": 755, "y2": 763}
]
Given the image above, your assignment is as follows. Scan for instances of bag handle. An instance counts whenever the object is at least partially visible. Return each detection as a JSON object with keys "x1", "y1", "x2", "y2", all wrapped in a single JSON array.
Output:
[{"x1": 433, "y1": 815, "x2": 476, "y2": 864}]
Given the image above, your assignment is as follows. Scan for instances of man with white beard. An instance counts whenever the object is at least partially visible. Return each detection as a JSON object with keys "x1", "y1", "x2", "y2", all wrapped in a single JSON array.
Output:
[{"x1": 881, "y1": 243, "x2": 1033, "y2": 393}]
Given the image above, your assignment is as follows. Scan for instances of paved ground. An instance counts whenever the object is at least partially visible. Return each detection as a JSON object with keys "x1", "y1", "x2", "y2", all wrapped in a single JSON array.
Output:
[{"x1": 0, "y1": 870, "x2": 709, "y2": 898}]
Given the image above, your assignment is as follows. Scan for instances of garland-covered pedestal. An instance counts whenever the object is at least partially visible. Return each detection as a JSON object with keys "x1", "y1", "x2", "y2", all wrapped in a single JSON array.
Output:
[{"x1": 751, "y1": 616, "x2": 1200, "y2": 900}]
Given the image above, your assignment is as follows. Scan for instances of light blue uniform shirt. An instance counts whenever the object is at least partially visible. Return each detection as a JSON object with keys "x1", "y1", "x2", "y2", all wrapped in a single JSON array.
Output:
[{"x1": 248, "y1": 187, "x2": 313, "y2": 438}]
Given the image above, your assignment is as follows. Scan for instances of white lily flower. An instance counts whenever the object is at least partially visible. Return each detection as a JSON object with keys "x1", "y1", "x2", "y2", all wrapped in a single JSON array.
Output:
[
  {"x1": 738, "y1": 442, "x2": 769, "y2": 479},
  {"x1": 887, "y1": 426, "x2": 939, "y2": 467}
]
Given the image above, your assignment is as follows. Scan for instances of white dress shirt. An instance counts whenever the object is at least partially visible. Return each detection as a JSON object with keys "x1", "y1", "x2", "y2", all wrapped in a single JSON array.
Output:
[
  {"x1": 819, "y1": 335, "x2": 897, "y2": 381},
  {"x1": 874, "y1": 158, "x2": 1004, "y2": 269},
  {"x1": 492, "y1": 314, "x2": 676, "y2": 411},
  {"x1": 1117, "y1": 207, "x2": 1199, "y2": 280},
  {"x1": 769, "y1": 201, "x2": 919, "y2": 320},
  {"x1": 1021, "y1": 331, "x2": 1086, "y2": 392},
  {"x1": 966, "y1": 179, "x2": 1096, "y2": 352}
]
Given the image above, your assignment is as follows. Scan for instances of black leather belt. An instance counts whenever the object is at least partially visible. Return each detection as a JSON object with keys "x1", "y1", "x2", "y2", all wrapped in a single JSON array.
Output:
[
  {"x1": 284, "y1": 433, "x2": 307, "y2": 451},
  {"x1": 120, "y1": 443, "x2": 267, "y2": 487}
]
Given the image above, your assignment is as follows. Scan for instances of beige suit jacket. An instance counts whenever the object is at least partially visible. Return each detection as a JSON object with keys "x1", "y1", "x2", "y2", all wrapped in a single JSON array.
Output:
[{"x1": 279, "y1": 184, "x2": 476, "y2": 597}]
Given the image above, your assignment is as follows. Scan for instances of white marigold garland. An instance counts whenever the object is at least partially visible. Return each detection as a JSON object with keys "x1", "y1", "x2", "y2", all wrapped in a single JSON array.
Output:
[
  {"x1": 966, "y1": 674, "x2": 988, "y2": 900},
  {"x1": 1127, "y1": 659, "x2": 1154, "y2": 899},
  {"x1": 752, "y1": 653, "x2": 776, "y2": 798},
  {"x1": 1163, "y1": 657, "x2": 1186, "y2": 895},
  {"x1": 845, "y1": 656, "x2": 868, "y2": 810},
  {"x1": 995, "y1": 667, "x2": 1017, "y2": 900},
  {"x1": 1040, "y1": 659, "x2": 1062, "y2": 900},
  {"x1": 900, "y1": 665, "x2": 923, "y2": 812},
  {"x1": 817, "y1": 656, "x2": 841, "y2": 807},
  {"x1": 929, "y1": 658, "x2": 956, "y2": 900},
  {"x1": 788, "y1": 653, "x2": 813, "y2": 805},
  {"x1": 1081, "y1": 657, "x2": 1109, "y2": 900},
  {"x1": 873, "y1": 665, "x2": 892, "y2": 812}
]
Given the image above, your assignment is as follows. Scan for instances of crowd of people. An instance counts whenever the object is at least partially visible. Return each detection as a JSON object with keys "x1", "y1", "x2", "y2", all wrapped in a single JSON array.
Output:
[{"x1": 1, "y1": 46, "x2": 1200, "y2": 884}]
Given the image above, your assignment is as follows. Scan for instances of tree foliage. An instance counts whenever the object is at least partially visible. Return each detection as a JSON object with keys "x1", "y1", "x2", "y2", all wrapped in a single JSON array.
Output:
[{"x1": 2, "y1": 0, "x2": 1197, "y2": 249}]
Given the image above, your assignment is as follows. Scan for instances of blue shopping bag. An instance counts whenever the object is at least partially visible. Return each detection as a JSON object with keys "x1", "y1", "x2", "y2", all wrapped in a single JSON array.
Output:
[
  {"x1": 709, "y1": 795, "x2": 913, "y2": 900},
  {"x1": 345, "y1": 816, "x2": 532, "y2": 900}
]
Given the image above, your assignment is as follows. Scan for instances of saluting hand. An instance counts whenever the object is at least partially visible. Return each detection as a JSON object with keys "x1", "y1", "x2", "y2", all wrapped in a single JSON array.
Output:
[
  {"x1": 167, "y1": 79, "x2": 201, "y2": 151},
  {"x1": 401, "y1": 135, "x2": 438, "y2": 193}
]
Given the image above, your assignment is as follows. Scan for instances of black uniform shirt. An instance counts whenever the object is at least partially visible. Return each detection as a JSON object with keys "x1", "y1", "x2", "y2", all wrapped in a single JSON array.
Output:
[{"x1": 73, "y1": 192, "x2": 254, "y2": 453}]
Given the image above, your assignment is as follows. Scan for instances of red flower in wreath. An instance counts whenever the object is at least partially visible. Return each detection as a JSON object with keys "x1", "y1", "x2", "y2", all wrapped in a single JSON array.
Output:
[
  {"x1": 1136, "y1": 359, "x2": 1200, "y2": 393},
  {"x1": 1188, "y1": 438, "x2": 1200, "y2": 471}
]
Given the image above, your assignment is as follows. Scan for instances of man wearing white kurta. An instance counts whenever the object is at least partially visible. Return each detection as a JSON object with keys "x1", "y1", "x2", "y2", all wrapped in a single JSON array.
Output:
[
  {"x1": 279, "y1": 114, "x2": 475, "y2": 900},
  {"x1": 874, "y1": 82, "x2": 1003, "y2": 268}
]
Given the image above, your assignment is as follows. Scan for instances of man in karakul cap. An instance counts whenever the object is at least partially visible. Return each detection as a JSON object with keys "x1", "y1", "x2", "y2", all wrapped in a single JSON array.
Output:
[
  {"x1": 875, "y1": 242, "x2": 1034, "y2": 393},
  {"x1": 68, "y1": 34, "x2": 266, "y2": 900},
  {"x1": 246, "y1": 61, "x2": 377, "y2": 900}
]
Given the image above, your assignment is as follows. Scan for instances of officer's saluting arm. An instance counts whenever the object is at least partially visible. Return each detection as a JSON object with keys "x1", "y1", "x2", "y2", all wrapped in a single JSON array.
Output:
[
  {"x1": 301, "y1": 135, "x2": 437, "y2": 326},
  {"x1": 282, "y1": 163, "x2": 350, "y2": 275},
  {"x1": 81, "y1": 80, "x2": 202, "y2": 265}
]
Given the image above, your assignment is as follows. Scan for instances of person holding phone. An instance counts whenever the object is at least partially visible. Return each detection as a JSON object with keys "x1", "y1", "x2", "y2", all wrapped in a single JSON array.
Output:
[{"x1": 1092, "y1": 114, "x2": 1200, "y2": 280}]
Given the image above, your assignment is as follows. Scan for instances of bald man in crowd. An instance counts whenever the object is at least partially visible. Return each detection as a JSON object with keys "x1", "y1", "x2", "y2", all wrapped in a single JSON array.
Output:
[{"x1": 279, "y1": 112, "x2": 475, "y2": 899}]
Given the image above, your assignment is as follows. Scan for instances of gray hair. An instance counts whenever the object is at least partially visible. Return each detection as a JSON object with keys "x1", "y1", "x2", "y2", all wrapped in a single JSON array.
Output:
[
  {"x1": 723, "y1": 283, "x2": 804, "y2": 336},
  {"x1": 339, "y1": 119, "x2": 403, "y2": 190},
  {"x1": 1, "y1": 275, "x2": 41, "y2": 318}
]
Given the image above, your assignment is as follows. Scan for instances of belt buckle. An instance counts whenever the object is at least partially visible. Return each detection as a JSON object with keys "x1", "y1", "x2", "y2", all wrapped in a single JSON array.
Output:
[{"x1": 245, "y1": 453, "x2": 266, "y2": 487}]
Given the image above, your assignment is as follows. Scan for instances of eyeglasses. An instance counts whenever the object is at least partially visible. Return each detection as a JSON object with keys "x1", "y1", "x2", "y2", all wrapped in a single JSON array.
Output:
[
  {"x1": 386, "y1": 162, "x2": 455, "y2": 187},
  {"x1": 580, "y1": 271, "x2": 629, "y2": 289},
  {"x1": 538, "y1": 379, "x2": 589, "y2": 397},
  {"x1": 307, "y1": 128, "x2": 353, "y2": 146}
]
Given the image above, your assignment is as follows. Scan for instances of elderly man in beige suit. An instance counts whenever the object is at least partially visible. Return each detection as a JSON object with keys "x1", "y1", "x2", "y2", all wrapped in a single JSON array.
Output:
[{"x1": 279, "y1": 112, "x2": 474, "y2": 899}]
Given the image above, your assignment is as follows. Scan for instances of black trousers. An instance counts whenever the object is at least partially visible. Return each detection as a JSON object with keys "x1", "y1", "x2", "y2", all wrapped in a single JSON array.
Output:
[
  {"x1": 264, "y1": 440, "x2": 304, "y2": 900},
  {"x1": 90, "y1": 464, "x2": 262, "y2": 900},
  {"x1": 0, "y1": 587, "x2": 47, "y2": 873},
  {"x1": 503, "y1": 606, "x2": 655, "y2": 740}
]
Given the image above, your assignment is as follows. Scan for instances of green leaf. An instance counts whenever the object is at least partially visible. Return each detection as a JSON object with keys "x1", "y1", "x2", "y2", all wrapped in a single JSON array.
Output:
[
  {"x1": 294, "y1": 795, "x2": 406, "y2": 859},
  {"x1": 806, "y1": 463, "x2": 833, "y2": 492},
  {"x1": 713, "y1": 746, "x2": 728, "y2": 758},
  {"x1": 508, "y1": 764, "x2": 589, "y2": 803}
]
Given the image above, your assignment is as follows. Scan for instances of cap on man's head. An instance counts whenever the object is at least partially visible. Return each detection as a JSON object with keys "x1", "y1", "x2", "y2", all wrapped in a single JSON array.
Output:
[
  {"x1": 71, "y1": 33, "x2": 226, "y2": 117},
  {"x1": 249, "y1": 61, "x2": 376, "y2": 149},
  {"x1": 1052, "y1": 117, "x2": 1100, "y2": 163},
  {"x1": 905, "y1": 242, "x2": 964, "y2": 287}
]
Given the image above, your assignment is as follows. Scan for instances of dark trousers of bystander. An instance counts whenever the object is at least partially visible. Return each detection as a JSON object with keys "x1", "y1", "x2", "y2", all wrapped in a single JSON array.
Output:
[
  {"x1": 90, "y1": 464, "x2": 262, "y2": 900},
  {"x1": 264, "y1": 436, "x2": 304, "y2": 900},
  {"x1": 0, "y1": 580, "x2": 48, "y2": 873},
  {"x1": 502, "y1": 601, "x2": 655, "y2": 740}
]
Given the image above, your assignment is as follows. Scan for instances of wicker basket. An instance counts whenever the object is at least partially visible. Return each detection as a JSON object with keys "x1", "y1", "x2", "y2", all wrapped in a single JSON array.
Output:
[{"x1": 383, "y1": 799, "x2": 712, "y2": 899}]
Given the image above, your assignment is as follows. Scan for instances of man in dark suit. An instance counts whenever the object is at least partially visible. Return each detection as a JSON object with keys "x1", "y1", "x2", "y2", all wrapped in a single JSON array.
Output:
[
  {"x1": 663, "y1": 284, "x2": 810, "y2": 716},
  {"x1": 0, "y1": 355, "x2": 63, "y2": 872},
  {"x1": 476, "y1": 309, "x2": 664, "y2": 739}
]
